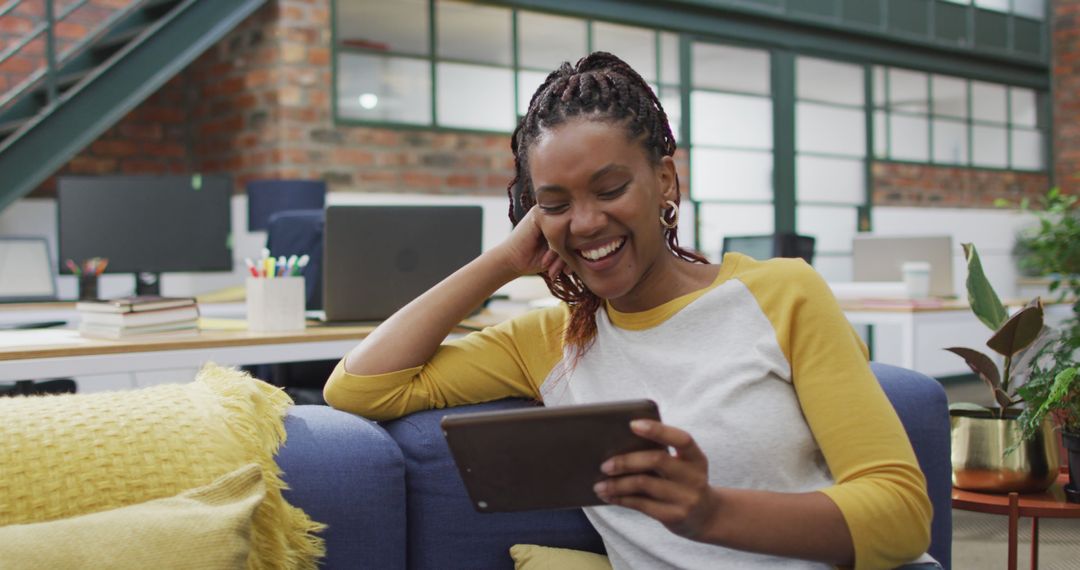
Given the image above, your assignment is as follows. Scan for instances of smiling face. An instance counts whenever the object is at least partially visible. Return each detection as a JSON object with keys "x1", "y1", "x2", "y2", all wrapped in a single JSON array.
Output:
[{"x1": 528, "y1": 117, "x2": 680, "y2": 311}]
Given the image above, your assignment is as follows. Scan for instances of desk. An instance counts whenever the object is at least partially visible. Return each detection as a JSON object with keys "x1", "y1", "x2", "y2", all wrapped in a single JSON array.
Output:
[
  {"x1": 0, "y1": 324, "x2": 374, "y2": 383},
  {"x1": 839, "y1": 299, "x2": 1073, "y2": 378},
  {"x1": 952, "y1": 473, "x2": 1080, "y2": 570},
  {"x1": 0, "y1": 301, "x2": 513, "y2": 385}
]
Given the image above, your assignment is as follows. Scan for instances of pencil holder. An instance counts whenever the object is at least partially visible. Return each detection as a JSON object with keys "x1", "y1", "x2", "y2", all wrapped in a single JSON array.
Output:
[
  {"x1": 78, "y1": 274, "x2": 99, "y2": 301},
  {"x1": 246, "y1": 276, "x2": 305, "y2": 332}
]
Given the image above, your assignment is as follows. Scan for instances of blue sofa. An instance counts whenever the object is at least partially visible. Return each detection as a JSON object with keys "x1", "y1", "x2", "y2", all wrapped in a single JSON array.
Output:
[{"x1": 276, "y1": 363, "x2": 952, "y2": 569}]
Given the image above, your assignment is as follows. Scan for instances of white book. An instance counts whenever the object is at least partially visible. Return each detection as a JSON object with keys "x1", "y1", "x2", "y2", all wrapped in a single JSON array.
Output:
[
  {"x1": 78, "y1": 320, "x2": 199, "y2": 339},
  {"x1": 79, "y1": 306, "x2": 200, "y2": 327}
]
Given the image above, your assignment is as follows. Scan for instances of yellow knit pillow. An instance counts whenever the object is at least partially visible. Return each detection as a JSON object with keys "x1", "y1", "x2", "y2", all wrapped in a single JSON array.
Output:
[
  {"x1": 0, "y1": 463, "x2": 265, "y2": 569},
  {"x1": 0, "y1": 363, "x2": 324, "y2": 569},
  {"x1": 510, "y1": 544, "x2": 613, "y2": 570}
]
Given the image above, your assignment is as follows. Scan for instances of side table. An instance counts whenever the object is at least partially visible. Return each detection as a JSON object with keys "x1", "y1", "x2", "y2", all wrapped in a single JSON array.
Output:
[{"x1": 952, "y1": 473, "x2": 1080, "y2": 569}]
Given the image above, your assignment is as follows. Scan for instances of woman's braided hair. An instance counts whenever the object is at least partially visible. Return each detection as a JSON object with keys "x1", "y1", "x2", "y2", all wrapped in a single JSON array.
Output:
[{"x1": 507, "y1": 51, "x2": 707, "y2": 354}]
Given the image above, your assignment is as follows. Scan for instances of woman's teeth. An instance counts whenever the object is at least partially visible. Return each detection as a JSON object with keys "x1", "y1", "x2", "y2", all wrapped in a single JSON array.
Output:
[{"x1": 580, "y1": 238, "x2": 626, "y2": 261}]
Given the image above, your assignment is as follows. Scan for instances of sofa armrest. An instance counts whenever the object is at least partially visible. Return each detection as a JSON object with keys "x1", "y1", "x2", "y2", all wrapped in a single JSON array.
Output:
[
  {"x1": 277, "y1": 405, "x2": 407, "y2": 570},
  {"x1": 382, "y1": 399, "x2": 605, "y2": 570},
  {"x1": 872, "y1": 362, "x2": 952, "y2": 570}
]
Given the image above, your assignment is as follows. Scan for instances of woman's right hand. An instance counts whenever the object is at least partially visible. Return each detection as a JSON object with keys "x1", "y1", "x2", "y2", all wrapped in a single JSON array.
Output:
[{"x1": 495, "y1": 206, "x2": 567, "y2": 280}]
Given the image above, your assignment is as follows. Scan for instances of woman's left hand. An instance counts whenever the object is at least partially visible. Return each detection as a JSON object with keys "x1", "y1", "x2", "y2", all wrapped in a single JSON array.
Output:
[{"x1": 593, "y1": 420, "x2": 720, "y2": 540}]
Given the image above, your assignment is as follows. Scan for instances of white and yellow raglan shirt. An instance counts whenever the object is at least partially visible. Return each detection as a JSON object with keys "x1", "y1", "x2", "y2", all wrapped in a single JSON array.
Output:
[{"x1": 324, "y1": 253, "x2": 933, "y2": 570}]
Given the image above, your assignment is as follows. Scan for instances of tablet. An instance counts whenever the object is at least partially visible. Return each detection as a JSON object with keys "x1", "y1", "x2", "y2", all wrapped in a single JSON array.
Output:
[{"x1": 441, "y1": 399, "x2": 663, "y2": 513}]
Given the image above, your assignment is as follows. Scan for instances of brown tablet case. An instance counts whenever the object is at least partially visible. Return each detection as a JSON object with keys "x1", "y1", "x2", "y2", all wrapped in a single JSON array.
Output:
[{"x1": 440, "y1": 399, "x2": 662, "y2": 513}]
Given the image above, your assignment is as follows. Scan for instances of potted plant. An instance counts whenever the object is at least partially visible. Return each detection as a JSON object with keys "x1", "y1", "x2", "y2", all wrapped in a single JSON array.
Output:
[
  {"x1": 1008, "y1": 187, "x2": 1080, "y2": 502},
  {"x1": 946, "y1": 243, "x2": 1059, "y2": 494}
]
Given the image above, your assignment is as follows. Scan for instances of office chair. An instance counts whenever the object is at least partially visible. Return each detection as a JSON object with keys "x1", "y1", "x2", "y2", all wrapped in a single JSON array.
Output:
[
  {"x1": 722, "y1": 233, "x2": 816, "y2": 264},
  {"x1": 0, "y1": 378, "x2": 76, "y2": 397},
  {"x1": 246, "y1": 179, "x2": 326, "y2": 232},
  {"x1": 245, "y1": 208, "x2": 331, "y2": 404}
]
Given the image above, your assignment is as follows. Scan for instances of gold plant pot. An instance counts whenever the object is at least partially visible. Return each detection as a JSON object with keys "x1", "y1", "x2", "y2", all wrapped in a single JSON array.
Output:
[{"x1": 951, "y1": 412, "x2": 1059, "y2": 494}]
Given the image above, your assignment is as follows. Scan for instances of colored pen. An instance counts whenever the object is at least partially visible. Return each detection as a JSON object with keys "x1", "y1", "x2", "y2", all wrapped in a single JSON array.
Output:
[
  {"x1": 294, "y1": 254, "x2": 310, "y2": 276},
  {"x1": 245, "y1": 258, "x2": 259, "y2": 277},
  {"x1": 66, "y1": 259, "x2": 81, "y2": 276},
  {"x1": 97, "y1": 258, "x2": 108, "y2": 275}
]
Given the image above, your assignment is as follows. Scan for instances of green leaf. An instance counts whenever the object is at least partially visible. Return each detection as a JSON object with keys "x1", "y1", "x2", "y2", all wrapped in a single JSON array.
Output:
[
  {"x1": 962, "y1": 243, "x2": 1008, "y2": 331},
  {"x1": 945, "y1": 346, "x2": 1012, "y2": 408},
  {"x1": 987, "y1": 298, "x2": 1044, "y2": 358}
]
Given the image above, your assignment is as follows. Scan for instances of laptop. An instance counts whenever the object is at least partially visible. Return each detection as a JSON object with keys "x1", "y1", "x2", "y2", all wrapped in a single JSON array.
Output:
[
  {"x1": 0, "y1": 236, "x2": 58, "y2": 303},
  {"x1": 321, "y1": 205, "x2": 483, "y2": 323},
  {"x1": 852, "y1": 235, "x2": 955, "y2": 298}
]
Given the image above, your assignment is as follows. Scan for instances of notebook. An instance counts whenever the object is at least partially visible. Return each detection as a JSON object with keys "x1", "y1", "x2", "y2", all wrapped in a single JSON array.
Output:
[{"x1": 321, "y1": 205, "x2": 483, "y2": 323}]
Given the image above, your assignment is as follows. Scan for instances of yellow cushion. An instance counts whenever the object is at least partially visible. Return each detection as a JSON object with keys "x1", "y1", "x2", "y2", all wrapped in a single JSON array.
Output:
[
  {"x1": 0, "y1": 363, "x2": 324, "y2": 569},
  {"x1": 0, "y1": 463, "x2": 265, "y2": 569},
  {"x1": 510, "y1": 544, "x2": 613, "y2": 570}
]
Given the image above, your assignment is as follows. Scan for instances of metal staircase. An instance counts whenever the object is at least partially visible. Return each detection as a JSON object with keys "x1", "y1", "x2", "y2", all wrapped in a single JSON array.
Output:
[{"x1": 0, "y1": 0, "x2": 266, "y2": 212}]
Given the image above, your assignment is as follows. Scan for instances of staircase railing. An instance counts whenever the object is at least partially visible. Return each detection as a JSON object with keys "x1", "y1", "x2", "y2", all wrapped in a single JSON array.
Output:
[{"x1": 0, "y1": 0, "x2": 140, "y2": 113}]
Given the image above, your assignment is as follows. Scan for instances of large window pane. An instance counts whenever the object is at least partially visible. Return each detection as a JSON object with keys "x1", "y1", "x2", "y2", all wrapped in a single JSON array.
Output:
[
  {"x1": 437, "y1": 1, "x2": 511, "y2": 65},
  {"x1": 691, "y1": 148, "x2": 772, "y2": 201},
  {"x1": 888, "y1": 69, "x2": 929, "y2": 114},
  {"x1": 692, "y1": 43, "x2": 769, "y2": 95},
  {"x1": 699, "y1": 203, "x2": 774, "y2": 261},
  {"x1": 338, "y1": 54, "x2": 431, "y2": 124},
  {"x1": 797, "y1": 103, "x2": 865, "y2": 157},
  {"x1": 593, "y1": 23, "x2": 656, "y2": 82},
  {"x1": 517, "y1": 11, "x2": 587, "y2": 70},
  {"x1": 874, "y1": 111, "x2": 887, "y2": 158},
  {"x1": 873, "y1": 66, "x2": 886, "y2": 107},
  {"x1": 797, "y1": 205, "x2": 858, "y2": 253},
  {"x1": 974, "y1": 0, "x2": 1009, "y2": 12},
  {"x1": 517, "y1": 70, "x2": 548, "y2": 116},
  {"x1": 797, "y1": 57, "x2": 863, "y2": 106},
  {"x1": 1013, "y1": 0, "x2": 1044, "y2": 19},
  {"x1": 931, "y1": 75, "x2": 967, "y2": 118},
  {"x1": 336, "y1": 0, "x2": 428, "y2": 55},
  {"x1": 660, "y1": 32, "x2": 680, "y2": 85},
  {"x1": 691, "y1": 91, "x2": 772, "y2": 149},
  {"x1": 889, "y1": 115, "x2": 929, "y2": 162},
  {"x1": 1011, "y1": 128, "x2": 1044, "y2": 170},
  {"x1": 971, "y1": 81, "x2": 1007, "y2": 123},
  {"x1": 971, "y1": 124, "x2": 1008, "y2": 167},
  {"x1": 1010, "y1": 87, "x2": 1038, "y2": 128},
  {"x1": 437, "y1": 63, "x2": 514, "y2": 131},
  {"x1": 796, "y1": 155, "x2": 864, "y2": 205},
  {"x1": 660, "y1": 86, "x2": 681, "y2": 142},
  {"x1": 932, "y1": 119, "x2": 969, "y2": 164}
]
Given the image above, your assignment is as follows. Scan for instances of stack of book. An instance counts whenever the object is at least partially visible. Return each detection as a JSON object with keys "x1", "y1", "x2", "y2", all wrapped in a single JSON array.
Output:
[{"x1": 76, "y1": 296, "x2": 199, "y2": 339}]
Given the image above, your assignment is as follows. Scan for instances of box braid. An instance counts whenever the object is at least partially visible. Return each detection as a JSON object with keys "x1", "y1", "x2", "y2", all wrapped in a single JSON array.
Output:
[{"x1": 506, "y1": 51, "x2": 708, "y2": 354}]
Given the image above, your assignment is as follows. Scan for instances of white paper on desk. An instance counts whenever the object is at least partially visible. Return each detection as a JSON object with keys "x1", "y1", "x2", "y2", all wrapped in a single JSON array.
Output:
[{"x1": 0, "y1": 329, "x2": 90, "y2": 347}]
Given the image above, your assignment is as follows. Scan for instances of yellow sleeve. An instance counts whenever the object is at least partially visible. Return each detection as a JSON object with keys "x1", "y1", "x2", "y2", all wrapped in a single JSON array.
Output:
[
  {"x1": 740, "y1": 258, "x2": 932, "y2": 569},
  {"x1": 323, "y1": 305, "x2": 568, "y2": 421}
]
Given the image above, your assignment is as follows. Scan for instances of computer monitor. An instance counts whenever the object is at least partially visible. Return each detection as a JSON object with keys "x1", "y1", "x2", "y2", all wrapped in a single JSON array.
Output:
[
  {"x1": 58, "y1": 175, "x2": 232, "y2": 296},
  {"x1": 852, "y1": 235, "x2": 955, "y2": 298},
  {"x1": 722, "y1": 233, "x2": 816, "y2": 264}
]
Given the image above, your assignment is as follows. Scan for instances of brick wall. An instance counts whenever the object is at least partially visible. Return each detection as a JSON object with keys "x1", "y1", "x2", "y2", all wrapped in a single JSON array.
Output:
[
  {"x1": 871, "y1": 162, "x2": 1050, "y2": 208},
  {"x1": 1054, "y1": 0, "x2": 1080, "y2": 195}
]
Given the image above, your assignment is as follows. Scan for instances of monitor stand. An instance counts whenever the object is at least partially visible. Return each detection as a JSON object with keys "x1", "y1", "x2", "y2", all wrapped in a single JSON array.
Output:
[{"x1": 135, "y1": 272, "x2": 161, "y2": 296}]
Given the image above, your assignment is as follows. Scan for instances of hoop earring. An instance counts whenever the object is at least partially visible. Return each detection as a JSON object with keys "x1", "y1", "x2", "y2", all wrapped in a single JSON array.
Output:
[{"x1": 660, "y1": 200, "x2": 679, "y2": 230}]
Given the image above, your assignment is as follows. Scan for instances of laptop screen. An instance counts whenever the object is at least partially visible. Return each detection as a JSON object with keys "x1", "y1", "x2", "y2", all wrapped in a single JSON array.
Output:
[
  {"x1": 322, "y1": 205, "x2": 483, "y2": 322},
  {"x1": 0, "y1": 237, "x2": 58, "y2": 302}
]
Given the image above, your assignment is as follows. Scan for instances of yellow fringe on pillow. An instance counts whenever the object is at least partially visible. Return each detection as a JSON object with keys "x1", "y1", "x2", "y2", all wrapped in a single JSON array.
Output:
[{"x1": 196, "y1": 363, "x2": 327, "y2": 570}]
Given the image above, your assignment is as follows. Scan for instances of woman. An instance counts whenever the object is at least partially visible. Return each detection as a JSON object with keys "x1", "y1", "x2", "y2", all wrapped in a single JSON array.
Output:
[{"x1": 324, "y1": 52, "x2": 932, "y2": 569}]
